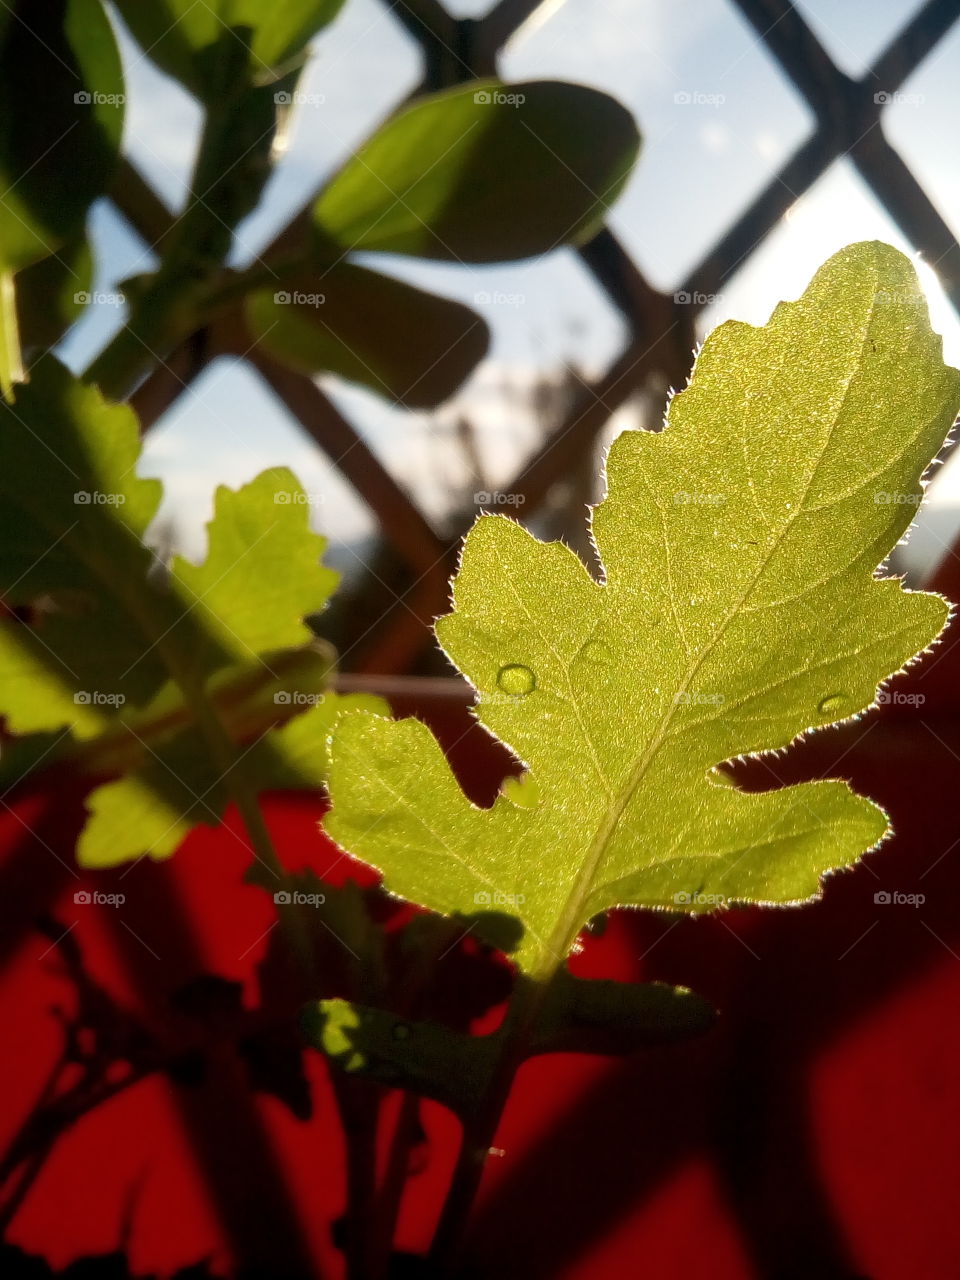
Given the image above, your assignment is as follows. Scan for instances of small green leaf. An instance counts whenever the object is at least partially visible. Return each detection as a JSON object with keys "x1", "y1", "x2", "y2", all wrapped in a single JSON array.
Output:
[
  {"x1": 324, "y1": 243, "x2": 960, "y2": 976},
  {"x1": 0, "y1": 643, "x2": 337, "y2": 784},
  {"x1": 0, "y1": 366, "x2": 333, "y2": 736},
  {"x1": 78, "y1": 688, "x2": 383, "y2": 867},
  {"x1": 313, "y1": 80, "x2": 640, "y2": 263},
  {"x1": 73, "y1": 644, "x2": 387, "y2": 867},
  {"x1": 113, "y1": 0, "x2": 346, "y2": 98},
  {"x1": 169, "y1": 470, "x2": 339, "y2": 684},
  {"x1": 246, "y1": 263, "x2": 489, "y2": 407}
]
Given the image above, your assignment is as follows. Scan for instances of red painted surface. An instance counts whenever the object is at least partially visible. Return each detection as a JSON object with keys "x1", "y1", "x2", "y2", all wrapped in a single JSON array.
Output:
[{"x1": 4, "y1": 562, "x2": 960, "y2": 1278}]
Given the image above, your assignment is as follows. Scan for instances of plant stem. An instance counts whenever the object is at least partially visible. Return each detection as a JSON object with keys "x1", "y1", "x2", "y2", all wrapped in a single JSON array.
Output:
[
  {"x1": 372, "y1": 1089, "x2": 421, "y2": 1276},
  {"x1": 331, "y1": 1074, "x2": 382, "y2": 1280},
  {"x1": 428, "y1": 971, "x2": 555, "y2": 1271},
  {"x1": 367, "y1": 918, "x2": 465, "y2": 1275},
  {"x1": 85, "y1": 47, "x2": 277, "y2": 403}
]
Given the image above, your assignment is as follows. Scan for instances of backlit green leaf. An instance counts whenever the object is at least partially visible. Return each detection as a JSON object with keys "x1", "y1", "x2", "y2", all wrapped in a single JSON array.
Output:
[
  {"x1": 324, "y1": 242, "x2": 960, "y2": 977},
  {"x1": 313, "y1": 80, "x2": 640, "y2": 263}
]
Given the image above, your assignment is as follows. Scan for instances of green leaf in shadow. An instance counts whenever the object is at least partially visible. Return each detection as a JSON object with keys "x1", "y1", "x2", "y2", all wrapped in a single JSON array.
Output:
[
  {"x1": 304, "y1": 977, "x2": 714, "y2": 1116},
  {"x1": 0, "y1": 0, "x2": 124, "y2": 395},
  {"x1": 246, "y1": 262, "x2": 489, "y2": 407},
  {"x1": 0, "y1": 358, "x2": 380, "y2": 866}
]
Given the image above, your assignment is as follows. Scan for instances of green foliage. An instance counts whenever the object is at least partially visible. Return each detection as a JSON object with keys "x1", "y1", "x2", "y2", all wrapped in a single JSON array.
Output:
[
  {"x1": 16, "y1": 235, "x2": 93, "y2": 354},
  {"x1": 243, "y1": 79, "x2": 639, "y2": 401},
  {"x1": 324, "y1": 242, "x2": 960, "y2": 977},
  {"x1": 246, "y1": 263, "x2": 490, "y2": 408},
  {"x1": 312, "y1": 80, "x2": 640, "y2": 263},
  {"x1": 0, "y1": 0, "x2": 124, "y2": 396},
  {"x1": 0, "y1": 359, "x2": 383, "y2": 866},
  {"x1": 113, "y1": 0, "x2": 346, "y2": 100},
  {"x1": 76, "y1": 0, "x2": 644, "y2": 410},
  {"x1": 304, "y1": 977, "x2": 715, "y2": 1117},
  {"x1": 0, "y1": 2, "x2": 954, "y2": 1258},
  {"x1": 0, "y1": 0, "x2": 123, "y2": 270}
]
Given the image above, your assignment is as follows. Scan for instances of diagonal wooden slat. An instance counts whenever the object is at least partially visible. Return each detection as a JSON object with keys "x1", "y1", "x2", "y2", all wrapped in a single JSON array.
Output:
[{"x1": 483, "y1": 0, "x2": 555, "y2": 49}]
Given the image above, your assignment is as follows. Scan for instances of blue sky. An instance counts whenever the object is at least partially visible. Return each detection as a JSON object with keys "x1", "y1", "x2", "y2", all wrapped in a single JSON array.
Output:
[{"x1": 60, "y1": 0, "x2": 960, "y2": 576}]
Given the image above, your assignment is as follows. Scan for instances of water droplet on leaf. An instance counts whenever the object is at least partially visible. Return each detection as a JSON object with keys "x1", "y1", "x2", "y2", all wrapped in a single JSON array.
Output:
[
  {"x1": 497, "y1": 663, "x2": 536, "y2": 696},
  {"x1": 579, "y1": 638, "x2": 612, "y2": 665},
  {"x1": 818, "y1": 693, "x2": 845, "y2": 715}
]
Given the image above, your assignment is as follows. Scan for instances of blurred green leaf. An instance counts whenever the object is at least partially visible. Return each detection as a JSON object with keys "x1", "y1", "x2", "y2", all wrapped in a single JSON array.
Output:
[
  {"x1": 0, "y1": 644, "x2": 334, "y2": 785},
  {"x1": 0, "y1": 0, "x2": 124, "y2": 266},
  {"x1": 113, "y1": 0, "x2": 346, "y2": 99},
  {"x1": 0, "y1": 367, "x2": 335, "y2": 737},
  {"x1": 246, "y1": 262, "x2": 489, "y2": 407},
  {"x1": 0, "y1": 0, "x2": 124, "y2": 395},
  {"x1": 303, "y1": 997, "x2": 501, "y2": 1114},
  {"x1": 84, "y1": 31, "x2": 282, "y2": 403},
  {"x1": 17, "y1": 236, "x2": 93, "y2": 353},
  {"x1": 0, "y1": 359, "x2": 364, "y2": 866},
  {"x1": 313, "y1": 80, "x2": 640, "y2": 263},
  {"x1": 79, "y1": 684, "x2": 385, "y2": 867}
]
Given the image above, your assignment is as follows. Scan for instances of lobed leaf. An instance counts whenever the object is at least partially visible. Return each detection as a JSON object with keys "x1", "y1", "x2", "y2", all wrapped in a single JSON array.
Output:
[{"x1": 324, "y1": 242, "x2": 960, "y2": 976}]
